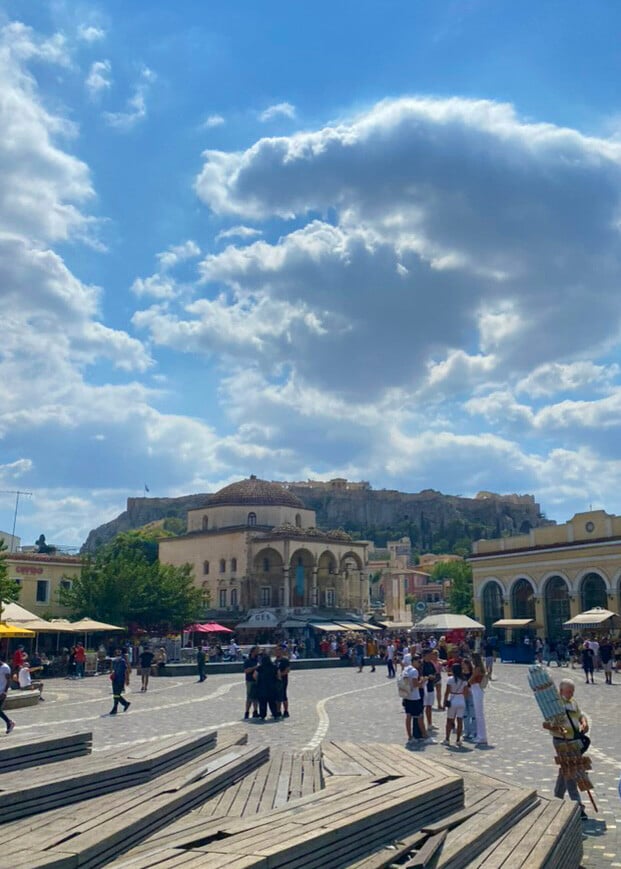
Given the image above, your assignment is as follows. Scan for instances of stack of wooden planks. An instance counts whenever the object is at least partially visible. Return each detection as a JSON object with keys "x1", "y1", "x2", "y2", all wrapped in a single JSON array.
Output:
[
  {"x1": 0, "y1": 729, "x2": 269, "y2": 869},
  {"x1": 0, "y1": 730, "x2": 92, "y2": 772}
]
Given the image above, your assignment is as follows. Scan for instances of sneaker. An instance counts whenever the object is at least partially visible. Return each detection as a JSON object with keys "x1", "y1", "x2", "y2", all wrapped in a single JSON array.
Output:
[
  {"x1": 252, "y1": 711, "x2": 260, "y2": 718},
  {"x1": 283, "y1": 711, "x2": 290, "y2": 718},
  {"x1": 244, "y1": 712, "x2": 249, "y2": 720},
  {"x1": 123, "y1": 702, "x2": 131, "y2": 712},
  {"x1": 39, "y1": 696, "x2": 45, "y2": 702},
  {"x1": 441, "y1": 739, "x2": 450, "y2": 746},
  {"x1": 109, "y1": 710, "x2": 117, "y2": 716},
  {"x1": 6, "y1": 721, "x2": 15, "y2": 734},
  {"x1": 423, "y1": 737, "x2": 437, "y2": 745}
]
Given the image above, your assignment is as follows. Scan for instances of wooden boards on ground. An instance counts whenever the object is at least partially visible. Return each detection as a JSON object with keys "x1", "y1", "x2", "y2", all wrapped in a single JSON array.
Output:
[{"x1": 0, "y1": 731, "x2": 92, "y2": 772}]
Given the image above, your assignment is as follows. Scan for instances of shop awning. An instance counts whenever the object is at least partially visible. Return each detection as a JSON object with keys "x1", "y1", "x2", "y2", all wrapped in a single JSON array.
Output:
[
  {"x1": 71, "y1": 617, "x2": 124, "y2": 632},
  {"x1": 280, "y1": 620, "x2": 308, "y2": 629},
  {"x1": 0, "y1": 623, "x2": 36, "y2": 638},
  {"x1": 358, "y1": 622, "x2": 382, "y2": 631},
  {"x1": 563, "y1": 608, "x2": 621, "y2": 629},
  {"x1": 493, "y1": 618, "x2": 537, "y2": 628},
  {"x1": 308, "y1": 622, "x2": 343, "y2": 631},
  {"x1": 414, "y1": 614, "x2": 484, "y2": 631},
  {"x1": 335, "y1": 621, "x2": 368, "y2": 631}
]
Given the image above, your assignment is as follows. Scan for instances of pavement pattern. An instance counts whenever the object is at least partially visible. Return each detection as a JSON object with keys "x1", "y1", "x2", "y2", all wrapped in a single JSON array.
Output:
[{"x1": 9, "y1": 661, "x2": 621, "y2": 868}]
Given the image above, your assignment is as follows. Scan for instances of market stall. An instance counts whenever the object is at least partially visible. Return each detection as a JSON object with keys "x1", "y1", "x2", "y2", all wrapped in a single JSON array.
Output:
[{"x1": 493, "y1": 618, "x2": 539, "y2": 662}]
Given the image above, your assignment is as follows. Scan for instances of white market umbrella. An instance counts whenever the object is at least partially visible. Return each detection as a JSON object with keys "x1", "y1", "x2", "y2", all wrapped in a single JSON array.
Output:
[
  {"x1": 414, "y1": 613, "x2": 485, "y2": 632},
  {"x1": 563, "y1": 607, "x2": 620, "y2": 630}
]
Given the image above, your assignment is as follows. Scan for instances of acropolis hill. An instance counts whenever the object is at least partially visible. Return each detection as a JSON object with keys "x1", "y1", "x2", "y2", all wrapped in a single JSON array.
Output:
[{"x1": 81, "y1": 480, "x2": 547, "y2": 553}]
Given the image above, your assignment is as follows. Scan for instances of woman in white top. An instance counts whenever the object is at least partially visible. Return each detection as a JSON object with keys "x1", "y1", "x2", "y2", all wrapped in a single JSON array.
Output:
[{"x1": 442, "y1": 663, "x2": 468, "y2": 746}]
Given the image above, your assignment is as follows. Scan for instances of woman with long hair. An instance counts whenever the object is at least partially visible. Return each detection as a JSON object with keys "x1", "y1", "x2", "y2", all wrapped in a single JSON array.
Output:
[
  {"x1": 460, "y1": 657, "x2": 477, "y2": 741},
  {"x1": 254, "y1": 653, "x2": 281, "y2": 720},
  {"x1": 468, "y1": 652, "x2": 488, "y2": 746}
]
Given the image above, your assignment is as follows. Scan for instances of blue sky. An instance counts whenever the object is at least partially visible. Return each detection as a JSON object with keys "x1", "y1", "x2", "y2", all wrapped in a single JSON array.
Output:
[{"x1": 3, "y1": 1, "x2": 621, "y2": 548}]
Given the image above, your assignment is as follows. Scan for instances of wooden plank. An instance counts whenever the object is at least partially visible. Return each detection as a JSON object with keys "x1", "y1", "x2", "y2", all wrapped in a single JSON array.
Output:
[
  {"x1": 402, "y1": 831, "x2": 447, "y2": 869},
  {"x1": 273, "y1": 751, "x2": 294, "y2": 809}
]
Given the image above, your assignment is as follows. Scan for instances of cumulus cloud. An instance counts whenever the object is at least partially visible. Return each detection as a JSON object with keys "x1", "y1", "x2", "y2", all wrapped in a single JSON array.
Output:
[
  {"x1": 77, "y1": 25, "x2": 106, "y2": 43},
  {"x1": 131, "y1": 240, "x2": 201, "y2": 299},
  {"x1": 203, "y1": 113, "x2": 225, "y2": 128},
  {"x1": 85, "y1": 60, "x2": 112, "y2": 98},
  {"x1": 259, "y1": 101, "x2": 296, "y2": 122},
  {"x1": 104, "y1": 66, "x2": 156, "y2": 130},
  {"x1": 215, "y1": 225, "x2": 262, "y2": 242}
]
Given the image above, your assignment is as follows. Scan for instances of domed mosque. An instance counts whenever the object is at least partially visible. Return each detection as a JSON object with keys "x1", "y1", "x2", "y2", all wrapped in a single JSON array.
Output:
[{"x1": 158, "y1": 476, "x2": 371, "y2": 637}]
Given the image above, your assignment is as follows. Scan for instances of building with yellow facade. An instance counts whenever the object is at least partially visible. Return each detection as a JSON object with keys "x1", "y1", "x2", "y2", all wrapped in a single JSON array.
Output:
[
  {"x1": 470, "y1": 510, "x2": 621, "y2": 638},
  {"x1": 1, "y1": 552, "x2": 82, "y2": 618},
  {"x1": 159, "y1": 476, "x2": 370, "y2": 623}
]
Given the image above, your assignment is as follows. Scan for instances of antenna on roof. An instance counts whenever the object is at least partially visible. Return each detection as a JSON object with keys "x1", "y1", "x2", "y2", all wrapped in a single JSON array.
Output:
[{"x1": 0, "y1": 490, "x2": 33, "y2": 551}]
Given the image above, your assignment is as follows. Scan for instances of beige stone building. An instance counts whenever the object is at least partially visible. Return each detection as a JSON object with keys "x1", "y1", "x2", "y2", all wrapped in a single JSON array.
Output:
[
  {"x1": 1, "y1": 552, "x2": 82, "y2": 618},
  {"x1": 470, "y1": 510, "x2": 621, "y2": 638},
  {"x1": 159, "y1": 477, "x2": 370, "y2": 619}
]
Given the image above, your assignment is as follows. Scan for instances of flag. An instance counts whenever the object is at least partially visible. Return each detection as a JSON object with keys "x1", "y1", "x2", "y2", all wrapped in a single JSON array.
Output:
[{"x1": 144, "y1": 484, "x2": 150, "y2": 493}]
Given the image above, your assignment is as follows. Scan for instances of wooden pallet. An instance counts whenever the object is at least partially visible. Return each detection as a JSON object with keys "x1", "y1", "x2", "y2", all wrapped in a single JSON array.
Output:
[
  {"x1": 0, "y1": 731, "x2": 92, "y2": 772},
  {"x1": 0, "y1": 730, "x2": 218, "y2": 821},
  {"x1": 1, "y1": 731, "x2": 269, "y2": 869}
]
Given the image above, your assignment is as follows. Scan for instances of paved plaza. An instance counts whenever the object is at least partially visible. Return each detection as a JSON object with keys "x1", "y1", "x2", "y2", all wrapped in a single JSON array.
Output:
[{"x1": 9, "y1": 662, "x2": 621, "y2": 867}]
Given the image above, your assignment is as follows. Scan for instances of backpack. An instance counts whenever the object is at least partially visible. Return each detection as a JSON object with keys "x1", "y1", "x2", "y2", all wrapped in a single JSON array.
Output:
[{"x1": 397, "y1": 674, "x2": 411, "y2": 699}]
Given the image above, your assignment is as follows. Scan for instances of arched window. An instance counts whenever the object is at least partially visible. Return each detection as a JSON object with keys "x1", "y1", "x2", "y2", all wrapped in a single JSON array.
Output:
[
  {"x1": 544, "y1": 576, "x2": 570, "y2": 640},
  {"x1": 247, "y1": 512, "x2": 257, "y2": 526},
  {"x1": 202, "y1": 515, "x2": 209, "y2": 531},
  {"x1": 511, "y1": 578, "x2": 535, "y2": 620},
  {"x1": 231, "y1": 557, "x2": 237, "y2": 573},
  {"x1": 482, "y1": 581, "x2": 503, "y2": 632},
  {"x1": 295, "y1": 513, "x2": 301, "y2": 528},
  {"x1": 580, "y1": 572, "x2": 607, "y2": 611},
  {"x1": 203, "y1": 560, "x2": 210, "y2": 575},
  {"x1": 219, "y1": 558, "x2": 226, "y2": 574}
]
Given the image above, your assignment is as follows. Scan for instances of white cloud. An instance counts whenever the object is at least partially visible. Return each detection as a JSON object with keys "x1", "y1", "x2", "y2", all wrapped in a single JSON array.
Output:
[
  {"x1": 131, "y1": 240, "x2": 201, "y2": 299},
  {"x1": 77, "y1": 25, "x2": 106, "y2": 43},
  {"x1": 104, "y1": 66, "x2": 156, "y2": 130},
  {"x1": 259, "y1": 101, "x2": 296, "y2": 122},
  {"x1": 215, "y1": 225, "x2": 263, "y2": 242},
  {"x1": 516, "y1": 361, "x2": 620, "y2": 398},
  {"x1": 203, "y1": 113, "x2": 225, "y2": 128},
  {"x1": 85, "y1": 60, "x2": 112, "y2": 99}
]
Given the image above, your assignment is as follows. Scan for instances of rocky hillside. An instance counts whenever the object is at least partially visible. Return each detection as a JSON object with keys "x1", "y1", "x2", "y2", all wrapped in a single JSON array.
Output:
[{"x1": 81, "y1": 486, "x2": 547, "y2": 554}]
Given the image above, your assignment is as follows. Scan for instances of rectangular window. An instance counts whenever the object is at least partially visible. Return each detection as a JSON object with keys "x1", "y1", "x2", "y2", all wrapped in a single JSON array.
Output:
[
  {"x1": 260, "y1": 586, "x2": 271, "y2": 606},
  {"x1": 60, "y1": 579, "x2": 72, "y2": 591},
  {"x1": 36, "y1": 579, "x2": 49, "y2": 603},
  {"x1": 231, "y1": 588, "x2": 238, "y2": 608},
  {"x1": 219, "y1": 589, "x2": 227, "y2": 608},
  {"x1": 326, "y1": 588, "x2": 335, "y2": 606}
]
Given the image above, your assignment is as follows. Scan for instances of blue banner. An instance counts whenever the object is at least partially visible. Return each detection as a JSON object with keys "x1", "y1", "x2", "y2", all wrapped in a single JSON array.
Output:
[{"x1": 295, "y1": 564, "x2": 305, "y2": 596}]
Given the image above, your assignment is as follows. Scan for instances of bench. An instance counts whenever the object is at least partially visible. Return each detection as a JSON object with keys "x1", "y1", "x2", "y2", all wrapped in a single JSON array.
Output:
[{"x1": 4, "y1": 689, "x2": 41, "y2": 709}]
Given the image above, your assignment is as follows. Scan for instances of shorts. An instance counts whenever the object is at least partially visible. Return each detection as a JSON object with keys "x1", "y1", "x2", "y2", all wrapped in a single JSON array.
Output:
[
  {"x1": 246, "y1": 682, "x2": 257, "y2": 702},
  {"x1": 485, "y1": 656, "x2": 494, "y2": 668},
  {"x1": 446, "y1": 703, "x2": 465, "y2": 720},
  {"x1": 423, "y1": 690, "x2": 434, "y2": 707},
  {"x1": 604, "y1": 660, "x2": 613, "y2": 673},
  {"x1": 403, "y1": 698, "x2": 423, "y2": 716}
]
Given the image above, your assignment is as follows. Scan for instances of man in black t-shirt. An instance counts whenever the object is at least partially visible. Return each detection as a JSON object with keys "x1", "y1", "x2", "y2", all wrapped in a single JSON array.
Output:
[
  {"x1": 139, "y1": 646, "x2": 154, "y2": 692},
  {"x1": 275, "y1": 645, "x2": 291, "y2": 718},
  {"x1": 243, "y1": 647, "x2": 260, "y2": 719}
]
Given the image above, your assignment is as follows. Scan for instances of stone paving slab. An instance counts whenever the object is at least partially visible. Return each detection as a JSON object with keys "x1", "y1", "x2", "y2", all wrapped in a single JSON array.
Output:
[{"x1": 5, "y1": 662, "x2": 620, "y2": 867}]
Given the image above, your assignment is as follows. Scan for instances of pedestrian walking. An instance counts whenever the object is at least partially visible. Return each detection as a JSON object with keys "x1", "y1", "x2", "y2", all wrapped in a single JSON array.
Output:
[
  {"x1": 460, "y1": 658, "x2": 477, "y2": 741},
  {"x1": 581, "y1": 641, "x2": 595, "y2": 684},
  {"x1": 0, "y1": 655, "x2": 15, "y2": 734},
  {"x1": 599, "y1": 636, "x2": 613, "y2": 685},
  {"x1": 421, "y1": 649, "x2": 436, "y2": 731},
  {"x1": 366, "y1": 637, "x2": 378, "y2": 672},
  {"x1": 243, "y1": 646, "x2": 260, "y2": 719},
  {"x1": 74, "y1": 643, "x2": 86, "y2": 679},
  {"x1": 386, "y1": 642, "x2": 396, "y2": 678},
  {"x1": 354, "y1": 638, "x2": 365, "y2": 672},
  {"x1": 196, "y1": 646, "x2": 207, "y2": 683},
  {"x1": 442, "y1": 663, "x2": 468, "y2": 747},
  {"x1": 139, "y1": 645, "x2": 154, "y2": 692},
  {"x1": 275, "y1": 645, "x2": 290, "y2": 718},
  {"x1": 542, "y1": 678, "x2": 590, "y2": 819},
  {"x1": 109, "y1": 649, "x2": 131, "y2": 715}
]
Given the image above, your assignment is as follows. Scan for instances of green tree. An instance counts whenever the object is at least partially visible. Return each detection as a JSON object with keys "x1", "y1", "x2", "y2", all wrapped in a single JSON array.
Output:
[
  {"x1": 60, "y1": 530, "x2": 203, "y2": 631},
  {"x1": 430, "y1": 560, "x2": 474, "y2": 617},
  {"x1": 0, "y1": 540, "x2": 22, "y2": 619}
]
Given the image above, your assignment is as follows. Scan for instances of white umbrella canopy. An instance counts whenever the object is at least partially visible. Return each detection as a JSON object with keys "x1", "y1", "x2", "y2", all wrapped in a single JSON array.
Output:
[
  {"x1": 563, "y1": 607, "x2": 621, "y2": 629},
  {"x1": 414, "y1": 613, "x2": 485, "y2": 631},
  {"x1": 1, "y1": 601, "x2": 57, "y2": 632},
  {"x1": 71, "y1": 617, "x2": 124, "y2": 632}
]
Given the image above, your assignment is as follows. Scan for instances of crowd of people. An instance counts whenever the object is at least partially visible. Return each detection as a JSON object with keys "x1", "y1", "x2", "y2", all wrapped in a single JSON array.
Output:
[
  {"x1": 534, "y1": 635, "x2": 620, "y2": 684},
  {"x1": 242, "y1": 645, "x2": 291, "y2": 721}
]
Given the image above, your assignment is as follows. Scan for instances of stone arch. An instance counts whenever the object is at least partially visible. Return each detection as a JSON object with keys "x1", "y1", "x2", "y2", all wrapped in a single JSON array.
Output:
[
  {"x1": 510, "y1": 576, "x2": 536, "y2": 621},
  {"x1": 295, "y1": 513, "x2": 302, "y2": 528},
  {"x1": 289, "y1": 547, "x2": 315, "y2": 607},
  {"x1": 481, "y1": 580, "x2": 504, "y2": 632},
  {"x1": 251, "y1": 546, "x2": 284, "y2": 609},
  {"x1": 317, "y1": 549, "x2": 338, "y2": 607},
  {"x1": 543, "y1": 574, "x2": 570, "y2": 641},
  {"x1": 579, "y1": 571, "x2": 608, "y2": 611},
  {"x1": 339, "y1": 550, "x2": 363, "y2": 573}
]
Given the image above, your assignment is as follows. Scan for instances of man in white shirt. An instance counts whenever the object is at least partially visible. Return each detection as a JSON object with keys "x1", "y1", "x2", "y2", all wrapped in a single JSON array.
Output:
[
  {"x1": 18, "y1": 656, "x2": 44, "y2": 700},
  {"x1": 386, "y1": 642, "x2": 395, "y2": 678},
  {"x1": 0, "y1": 655, "x2": 15, "y2": 733}
]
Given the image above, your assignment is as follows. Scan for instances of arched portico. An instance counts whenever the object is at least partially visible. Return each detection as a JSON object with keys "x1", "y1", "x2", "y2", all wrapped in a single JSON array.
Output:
[
  {"x1": 250, "y1": 547, "x2": 284, "y2": 609},
  {"x1": 289, "y1": 547, "x2": 314, "y2": 607},
  {"x1": 543, "y1": 575, "x2": 570, "y2": 640},
  {"x1": 317, "y1": 550, "x2": 338, "y2": 607},
  {"x1": 510, "y1": 577, "x2": 536, "y2": 621},
  {"x1": 481, "y1": 580, "x2": 504, "y2": 632},
  {"x1": 579, "y1": 571, "x2": 608, "y2": 611}
]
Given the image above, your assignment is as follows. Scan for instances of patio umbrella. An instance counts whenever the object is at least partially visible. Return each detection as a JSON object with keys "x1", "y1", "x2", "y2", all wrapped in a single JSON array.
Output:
[
  {"x1": 414, "y1": 613, "x2": 485, "y2": 631},
  {"x1": 0, "y1": 623, "x2": 36, "y2": 638},
  {"x1": 563, "y1": 607, "x2": 621, "y2": 630},
  {"x1": 186, "y1": 623, "x2": 233, "y2": 633}
]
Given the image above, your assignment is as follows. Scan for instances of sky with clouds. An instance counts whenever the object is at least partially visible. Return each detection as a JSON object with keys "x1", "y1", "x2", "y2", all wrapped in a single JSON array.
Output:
[{"x1": 3, "y1": 0, "x2": 621, "y2": 549}]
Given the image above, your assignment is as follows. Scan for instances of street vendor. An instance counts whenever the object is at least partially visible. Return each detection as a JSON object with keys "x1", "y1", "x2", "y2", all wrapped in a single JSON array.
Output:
[{"x1": 542, "y1": 678, "x2": 589, "y2": 819}]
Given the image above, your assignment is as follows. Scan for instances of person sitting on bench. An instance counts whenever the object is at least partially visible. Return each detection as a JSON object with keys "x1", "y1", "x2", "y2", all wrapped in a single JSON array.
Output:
[{"x1": 18, "y1": 655, "x2": 45, "y2": 700}]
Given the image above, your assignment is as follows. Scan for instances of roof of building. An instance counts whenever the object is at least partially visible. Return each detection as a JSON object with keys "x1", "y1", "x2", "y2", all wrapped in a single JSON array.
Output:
[{"x1": 207, "y1": 476, "x2": 305, "y2": 509}]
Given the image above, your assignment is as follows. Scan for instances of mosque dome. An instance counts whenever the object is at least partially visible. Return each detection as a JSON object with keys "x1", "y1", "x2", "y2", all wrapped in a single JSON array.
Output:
[{"x1": 207, "y1": 476, "x2": 305, "y2": 509}]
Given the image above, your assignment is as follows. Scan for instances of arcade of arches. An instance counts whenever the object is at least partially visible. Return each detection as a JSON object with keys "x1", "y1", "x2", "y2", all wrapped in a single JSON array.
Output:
[{"x1": 471, "y1": 510, "x2": 621, "y2": 639}]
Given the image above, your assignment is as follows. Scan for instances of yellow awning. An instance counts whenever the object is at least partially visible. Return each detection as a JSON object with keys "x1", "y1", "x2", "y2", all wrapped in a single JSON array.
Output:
[
  {"x1": 0, "y1": 623, "x2": 36, "y2": 638},
  {"x1": 493, "y1": 619, "x2": 537, "y2": 628}
]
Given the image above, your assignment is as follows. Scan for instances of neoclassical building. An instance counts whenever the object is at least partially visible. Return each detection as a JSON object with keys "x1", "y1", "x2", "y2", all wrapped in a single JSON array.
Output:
[
  {"x1": 470, "y1": 510, "x2": 621, "y2": 638},
  {"x1": 158, "y1": 476, "x2": 370, "y2": 619}
]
